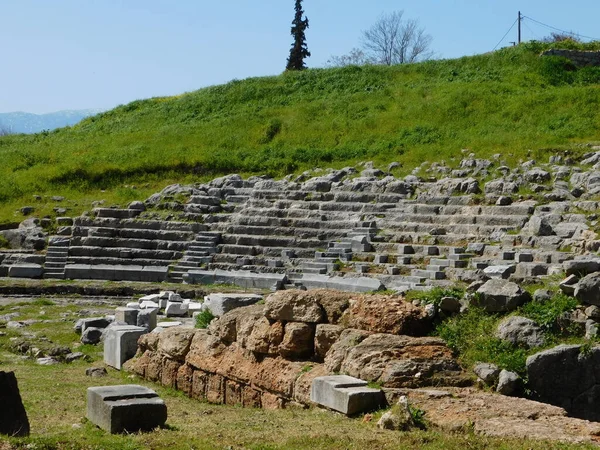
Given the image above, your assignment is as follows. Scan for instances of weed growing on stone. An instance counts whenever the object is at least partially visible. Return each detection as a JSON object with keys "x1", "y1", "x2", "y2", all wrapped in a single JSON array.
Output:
[{"x1": 194, "y1": 309, "x2": 215, "y2": 329}]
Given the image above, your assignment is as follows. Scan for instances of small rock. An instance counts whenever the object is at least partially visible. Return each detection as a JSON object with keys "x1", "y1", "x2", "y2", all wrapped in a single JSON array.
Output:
[
  {"x1": 560, "y1": 274, "x2": 579, "y2": 296},
  {"x1": 496, "y1": 369, "x2": 520, "y2": 396},
  {"x1": 36, "y1": 357, "x2": 60, "y2": 366},
  {"x1": 439, "y1": 296, "x2": 461, "y2": 314},
  {"x1": 495, "y1": 196, "x2": 512, "y2": 206},
  {"x1": 85, "y1": 367, "x2": 108, "y2": 377},
  {"x1": 376, "y1": 396, "x2": 414, "y2": 431},
  {"x1": 81, "y1": 327, "x2": 103, "y2": 345},
  {"x1": 585, "y1": 305, "x2": 600, "y2": 320},
  {"x1": 496, "y1": 316, "x2": 545, "y2": 348},
  {"x1": 65, "y1": 352, "x2": 86, "y2": 363},
  {"x1": 473, "y1": 362, "x2": 500, "y2": 385},
  {"x1": 533, "y1": 289, "x2": 552, "y2": 302}
]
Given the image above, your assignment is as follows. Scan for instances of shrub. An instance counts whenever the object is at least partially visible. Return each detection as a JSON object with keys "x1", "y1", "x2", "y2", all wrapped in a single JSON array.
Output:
[{"x1": 194, "y1": 309, "x2": 215, "y2": 329}]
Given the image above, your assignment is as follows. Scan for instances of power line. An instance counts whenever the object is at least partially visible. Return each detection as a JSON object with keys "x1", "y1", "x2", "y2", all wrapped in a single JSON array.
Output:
[
  {"x1": 493, "y1": 18, "x2": 518, "y2": 51},
  {"x1": 523, "y1": 15, "x2": 600, "y2": 42}
]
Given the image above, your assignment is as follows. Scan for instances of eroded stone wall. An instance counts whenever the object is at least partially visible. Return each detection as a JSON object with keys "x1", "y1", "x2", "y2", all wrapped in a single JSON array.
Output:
[{"x1": 126, "y1": 290, "x2": 470, "y2": 409}]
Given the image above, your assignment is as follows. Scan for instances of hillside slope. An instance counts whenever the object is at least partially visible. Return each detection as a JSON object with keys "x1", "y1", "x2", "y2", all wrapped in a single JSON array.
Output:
[{"x1": 1, "y1": 41, "x2": 600, "y2": 224}]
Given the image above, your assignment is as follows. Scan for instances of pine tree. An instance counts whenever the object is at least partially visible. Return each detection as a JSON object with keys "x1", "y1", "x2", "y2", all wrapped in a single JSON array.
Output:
[{"x1": 286, "y1": 0, "x2": 310, "y2": 71}]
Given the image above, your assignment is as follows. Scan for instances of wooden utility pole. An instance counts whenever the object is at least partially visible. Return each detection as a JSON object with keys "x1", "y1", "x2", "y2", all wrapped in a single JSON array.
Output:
[{"x1": 518, "y1": 11, "x2": 522, "y2": 44}]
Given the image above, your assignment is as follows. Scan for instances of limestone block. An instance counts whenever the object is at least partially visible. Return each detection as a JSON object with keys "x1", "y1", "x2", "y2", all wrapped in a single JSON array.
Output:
[
  {"x1": 139, "y1": 294, "x2": 161, "y2": 304},
  {"x1": 310, "y1": 375, "x2": 385, "y2": 415},
  {"x1": 104, "y1": 325, "x2": 147, "y2": 370},
  {"x1": 8, "y1": 264, "x2": 43, "y2": 279},
  {"x1": 86, "y1": 385, "x2": 166, "y2": 433},
  {"x1": 137, "y1": 308, "x2": 157, "y2": 331},
  {"x1": 165, "y1": 301, "x2": 189, "y2": 317},
  {"x1": 115, "y1": 307, "x2": 138, "y2": 326},
  {"x1": 204, "y1": 293, "x2": 263, "y2": 316},
  {"x1": 140, "y1": 300, "x2": 159, "y2": 309}
]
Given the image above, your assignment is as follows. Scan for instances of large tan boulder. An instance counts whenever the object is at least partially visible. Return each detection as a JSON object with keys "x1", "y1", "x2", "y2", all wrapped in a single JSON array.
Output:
[
  {"x1": 279, "y1": 322, "x2": 314, "y2": 358},
  {"x1": 245, "y1": 317, "x2": 284, "y2": 355},
  {"x1": 339, "y1": 334, "x2": 465, "y2": 388},
  {"x1": 157, "y1": 328, "x2": 197, "y2": 361},
  {"x1": 340, "y1": 294, "x2": 431, "y2": 336},
  {"x1": 208, "y1": 304, "x2": 264, "y2": 345},
  {"x1": 264, "y1": 290, "x2": 325, "y2": 323},
  {"x1": 324, "y1": 328, "x2": 373, "y2": 373},
  {"x1": 314, "y1": 324, "x2": 343, "y2": 360}
]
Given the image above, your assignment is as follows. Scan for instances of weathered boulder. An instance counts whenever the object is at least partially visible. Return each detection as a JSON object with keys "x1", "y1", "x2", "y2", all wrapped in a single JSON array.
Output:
[
  {"x1": 279, "y1": 322, "x2": 314, "y2": 358},
  {"x1": 526, "y1": 344, "x2": 600, "y2": 420},
  {"x1": 575, "y1": 272, "x2": 600, "y2": 306},
  {"x1": 0, "y1": 371, "x2": 29, "y2": 436},
  {"x1": 474, "y1": 279, "x2": 531, "y2": 312},
  {"x1": 496, "y1": 369, "x2": 521, "y2": 396},
  {"x1": 473, "y1": 362, "x2": 500, "y2": 385},
  {"x1": 563, "y1": 259, "x2": 600, "y2": 276},
  {"x1": 496, "y1": 316, "x2": 545, "y2": 348},
  {"x1": 245, "y1": 317, "x2": 284, "y2": 355},
  {"x1": 157, "y1": 328, "x2": 196, "y2": 361},
  {"x1": 208, "y1": 304, "x2": 264, "y2": 346},
  {"x1": 323, "y1": 328, "x2": 373, "y2": 373},
  {"x1": 523, "y1": 216, "x2": 554, "y2": 236},
  {"x1": 337, "y1": 334, "x2": 465, "y2": 388},
  {"x1": 264, "y1": 289, "x2": 351, "y2": 324},
  {"x1": 340, "y1": 295, "x2": 431, "y2": 336},
  {"x1": 314, "y1": 324, "x2": 343, "y2": 360},
  {"x1": 264, "y1": 291, "x2": 325, "y2": 323}
]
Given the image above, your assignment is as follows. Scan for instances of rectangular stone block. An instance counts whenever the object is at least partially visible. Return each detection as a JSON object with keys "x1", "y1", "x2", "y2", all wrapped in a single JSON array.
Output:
[
  {"x1": 205, "y1": 293, "x2": 263, "y2": 316},
  {"x1": 137, "y1": 308, "x2": 157, "y2": 331},
  {"x1": 86, "y1": 385, "x2": 166, "y2": 434},
  {"x1": 104, "y1": 325, "x2": 147, "y2": 370},
  {"x1": 165, "y1": 301, "x2": 188, "y2": 317},
  {"x1": 115, "y1": 307, "x2": 138, "y2": 325},
  {"x1": 310, "y1": 375, "x2": 385, "y2": 415}
]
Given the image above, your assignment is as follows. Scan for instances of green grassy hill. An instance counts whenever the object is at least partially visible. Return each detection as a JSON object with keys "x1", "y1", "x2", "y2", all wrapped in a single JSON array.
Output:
[{"x1": 2, "y1": 40, "x2": 600, "y2": 225}]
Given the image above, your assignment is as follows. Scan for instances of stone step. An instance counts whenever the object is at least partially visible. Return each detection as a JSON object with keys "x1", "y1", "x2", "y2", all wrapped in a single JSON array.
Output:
[
  {"x1": 220, "y1": 234, "x2": 323, "y2": 249},
  {"x1": 74, "y1": 217, "x2": 206, "y2": 233},
  {"x1": 71, "y1": 236, "x2": 188, "y2": 252},
  {"x1": 72, "y1": 227, "x2": 195, "y2": 241},
  {"x1": 45, "y1": 256, "x2": 68, "y2": 263},
  {"x1": 93, "y1": 208, "x2": 142, "y2": 219},
  {"x1": 302, "y1": 267, "x2": 328, "y2": 274},
  {"x1": 67, "y1": 256, "x2": 175, "y2": 267},
  {"x1": 44, "y1": 262, "x2": 66, "y2": 269},
  {"x1": 411, "y1": 269, "x2": 446, "y2": 280},
  {"x1": 69, "y1": 246, "x2": 183, "y2": 260}
]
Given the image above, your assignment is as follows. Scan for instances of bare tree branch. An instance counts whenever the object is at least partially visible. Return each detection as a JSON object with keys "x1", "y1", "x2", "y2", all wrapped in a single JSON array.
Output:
[{"x1": 361, "y1": 11, "x2": 432, "y2": 65}]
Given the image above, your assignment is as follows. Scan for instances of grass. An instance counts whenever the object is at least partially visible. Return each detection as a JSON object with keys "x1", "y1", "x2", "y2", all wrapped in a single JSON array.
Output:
[
  {"x1": 2, "y1": 41, "x2": 600, "y2": 224},
  {"x1": 435, "y1": 291, "x2": 585, "y2": 377}
]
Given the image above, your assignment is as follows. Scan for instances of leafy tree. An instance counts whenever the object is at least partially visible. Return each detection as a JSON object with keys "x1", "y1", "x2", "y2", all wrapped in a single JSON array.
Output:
[{"x1": 286, "y1": 0, "x2": 311, "y2": 71}]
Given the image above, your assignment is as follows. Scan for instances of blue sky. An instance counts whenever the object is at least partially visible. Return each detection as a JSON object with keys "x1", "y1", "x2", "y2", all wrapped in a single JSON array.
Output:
[{"x1": 2, "y1": 0, "x2": 599, "y2": 114}]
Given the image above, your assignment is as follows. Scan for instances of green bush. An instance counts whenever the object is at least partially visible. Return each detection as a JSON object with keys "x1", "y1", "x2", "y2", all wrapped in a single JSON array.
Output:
[
  {"x1": 436, "y1": 307, "x2": 528, "y2": 376},
  {"x1": 194, "y1": 309, "x2": 215, "y2": 329}
]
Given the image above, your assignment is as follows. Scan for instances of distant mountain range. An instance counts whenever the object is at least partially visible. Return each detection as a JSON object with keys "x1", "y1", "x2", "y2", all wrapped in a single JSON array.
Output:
[{"x1": 0, "y1": 109, "x2": 105, "y2": 134}]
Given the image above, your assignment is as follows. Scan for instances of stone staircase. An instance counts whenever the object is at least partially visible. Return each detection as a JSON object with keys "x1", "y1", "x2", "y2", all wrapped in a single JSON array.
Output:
[
  {"x1": 43, "y1": 237, "x2": 70, "y2": 279},
  {"x1": 168, "y1": 232, "x2": 220, "y2": 282}
]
